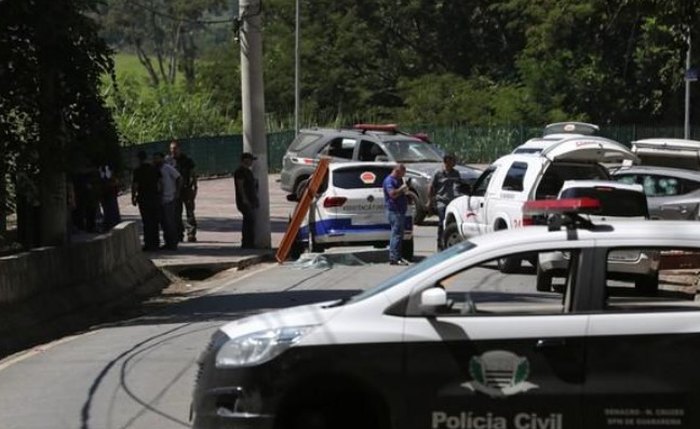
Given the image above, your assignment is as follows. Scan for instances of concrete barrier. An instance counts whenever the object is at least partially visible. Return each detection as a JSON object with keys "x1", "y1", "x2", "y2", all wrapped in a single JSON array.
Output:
[{"x1": 0, "y1": 222, "x2": 170, "y2": 356}]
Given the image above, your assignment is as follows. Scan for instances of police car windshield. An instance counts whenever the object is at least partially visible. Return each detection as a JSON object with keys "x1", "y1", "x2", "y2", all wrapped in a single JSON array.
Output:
[
  {"x1": 383, "y1": 140, "x2": 443, "y2": 163},
  {"x1": 337, "y1": 240, "x2": 477, "y2": 305}
]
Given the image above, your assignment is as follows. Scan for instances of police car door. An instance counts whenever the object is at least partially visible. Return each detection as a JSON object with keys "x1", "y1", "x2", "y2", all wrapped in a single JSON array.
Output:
[
  {"x1": 461, "y1": 167, "x2": 496, "y2": 238},
  {"x1": 399, "y1": 246, "x2": 591, "y2": 429},
  {"x1": 583, "y1": 243, "x2": 700, "y2": 428}
]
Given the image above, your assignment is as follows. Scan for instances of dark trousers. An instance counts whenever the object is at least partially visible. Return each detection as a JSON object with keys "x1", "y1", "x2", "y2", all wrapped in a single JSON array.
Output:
[
  {"x1": 240, "y1": 207, "x2": 255, "y2": 248},
  {"x1": 138, "y1": 200, "x2": 160, "y2": 249},
  {"x1": 176, "y1": 190, "x2": 197, "y2": 240},
  {"x1": 436, "y1": 203, "x2": 447, "y2": 251},
  {"x1": 160, "y1": 200, "x2": 179, "y2": 249},
  {"x1": 101, "y1": 195, "x2": 121, "y2": 231}
]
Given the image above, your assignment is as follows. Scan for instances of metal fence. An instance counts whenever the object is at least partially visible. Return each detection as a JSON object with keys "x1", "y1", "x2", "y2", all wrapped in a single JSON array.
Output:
[{"x1": 120, "y1": 125, "x2": 700, "y2": 177}]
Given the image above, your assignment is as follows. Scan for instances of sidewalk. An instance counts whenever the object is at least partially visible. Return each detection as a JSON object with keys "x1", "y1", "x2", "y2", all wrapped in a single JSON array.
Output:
[{"x1": 118, "y1": 174, "x2": 295, "y2": 272}]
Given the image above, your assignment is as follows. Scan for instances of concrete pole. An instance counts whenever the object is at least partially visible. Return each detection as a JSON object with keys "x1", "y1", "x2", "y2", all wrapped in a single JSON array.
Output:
[
  {"x1": 294, "y1": 0, "x2": 300, "y2": 135},
  {"x1": 239, "y1": 0, "x2": 271, "y2": 248},
  {"x1": 685, "y1": 32, "x2": 692, "y2": 140}
]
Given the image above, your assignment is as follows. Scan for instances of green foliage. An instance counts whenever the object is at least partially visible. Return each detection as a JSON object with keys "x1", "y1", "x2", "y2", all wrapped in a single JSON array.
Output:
[{"x1": 107, "y1": 76, "x2": 239, "y2": 143}]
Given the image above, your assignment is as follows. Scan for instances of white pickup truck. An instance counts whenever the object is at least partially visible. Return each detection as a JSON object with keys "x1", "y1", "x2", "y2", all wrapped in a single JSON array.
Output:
[{"x1": 442, "y1": 136, "x2": 639, "y2": 272}]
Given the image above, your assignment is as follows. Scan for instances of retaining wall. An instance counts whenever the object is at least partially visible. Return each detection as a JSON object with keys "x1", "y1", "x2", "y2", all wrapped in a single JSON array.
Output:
[{"x1": 0, "y1": 222, "x2": 170, "y2": 356}]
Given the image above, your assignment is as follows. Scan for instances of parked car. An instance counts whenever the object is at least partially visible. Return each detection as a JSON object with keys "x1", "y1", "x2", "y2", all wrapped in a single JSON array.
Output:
[
  {"x1": 279, "y1": 124, "x2": 481, "y2": 224},
  {"x1": 534, "y1": 180, "x2": 659, "y2": 292},
  {"x1": 443, "y1": 135, "x2": 638, "y2": 273},
  {"x1": 291, "y1": 162, "x2": 414, "y2": 260},
  {"x1": 612, "y1": 138, "x2": 700, "y2": 220},
  {"x1": 192, "y1": 200, "x2": 700, "y2": 429}
]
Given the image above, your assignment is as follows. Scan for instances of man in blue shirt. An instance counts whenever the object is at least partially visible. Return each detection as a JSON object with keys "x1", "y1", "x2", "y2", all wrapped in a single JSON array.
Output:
[{"x1": 383, "y1": 164, "x2": 409, "y2": 265}]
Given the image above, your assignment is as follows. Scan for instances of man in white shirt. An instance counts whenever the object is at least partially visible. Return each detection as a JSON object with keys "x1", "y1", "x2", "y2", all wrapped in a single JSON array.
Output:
[{"x1": 153, "y1": 152, "x2": 182, "y2": 250}]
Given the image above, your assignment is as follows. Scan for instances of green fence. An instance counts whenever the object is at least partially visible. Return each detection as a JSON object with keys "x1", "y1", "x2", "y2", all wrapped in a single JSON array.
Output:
[{"x1": 121, "y1": 125, "x2": 699, "y2": 176}]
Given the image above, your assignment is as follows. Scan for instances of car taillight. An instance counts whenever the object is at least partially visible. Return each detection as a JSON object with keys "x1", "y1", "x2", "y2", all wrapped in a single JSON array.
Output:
[
  {"x1": 522, "y1": 216, "x2": 535, "y2": 226},
  {"x1": 323, "y1": 196, "x2": 347, "y2": 208}
]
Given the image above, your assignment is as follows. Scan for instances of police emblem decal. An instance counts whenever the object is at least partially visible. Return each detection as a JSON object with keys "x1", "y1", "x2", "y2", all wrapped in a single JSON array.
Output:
[{"x1": 462, "y1": 350, "x2": 538, "y2": 397}]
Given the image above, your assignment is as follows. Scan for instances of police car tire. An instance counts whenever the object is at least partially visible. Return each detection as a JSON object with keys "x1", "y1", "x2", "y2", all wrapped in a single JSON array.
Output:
[
  {"x1": 443, "y1": 222, "x2": 462, "y2": 248},
  {"x1": 402, "y1": 237, "x2": 414, "y2": 261},
  {"x1": 536, "y1": 263, "x2": 553, "y2": 292},
  {"x1": 408, "y1": 190, "x2": 425, "y2": 224},
  {"x1": 295, "y1": 176, "x2": 310, "y2": 200}
]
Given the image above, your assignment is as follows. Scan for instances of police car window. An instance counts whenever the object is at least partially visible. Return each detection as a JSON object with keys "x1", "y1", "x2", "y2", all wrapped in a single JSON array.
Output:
[
  {"x1": 603, "y1": 247, "x2": 700, "y2": 313},
  {"x1": 536, "y1": 163, "x2": 609, "y2": 200},
  {"x1": 559, "y1": 187, "x2": 648, "y2": 217},
  {"x1": 289, "y1": 132, "x2": 322, "y2": 152},
  {"x1": 383, "y1": 139, "x2": 443, "y2": 163},
  {"x1": 472, "y1": 168, "x2": 495, "y2": 196},
  {"x1": 344, "y1": 241, "x2": 476, "y2": 305},
  {"x1": 502, "y1": 162, "x2": 527, "y2": 192},
  {"x1": 332, "y1": 166, "x2": 392, "y2": 189},
  {"x1": 324, "y1": 138, "x2": 356, "y2": 159},
  {"x1": 408, "y1": 249, "x2": 581, "y2": 317}
]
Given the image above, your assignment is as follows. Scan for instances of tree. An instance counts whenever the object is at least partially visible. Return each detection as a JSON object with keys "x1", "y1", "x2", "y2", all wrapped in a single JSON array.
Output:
[
  {"x1": 99, "y1": 0, "x2": 227, "y2": 88},
  {"x1": 0, "y1": 0, "x2": 121, "y2": 247}
]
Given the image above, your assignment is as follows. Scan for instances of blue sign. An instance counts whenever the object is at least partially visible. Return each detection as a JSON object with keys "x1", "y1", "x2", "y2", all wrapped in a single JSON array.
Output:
[{"x1": 686, "y1": 67, "x2": 699, "y2": 81}]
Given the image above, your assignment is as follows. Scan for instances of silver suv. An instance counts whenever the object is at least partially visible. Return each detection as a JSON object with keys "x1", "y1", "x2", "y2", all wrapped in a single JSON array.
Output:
[{"x1": 279, "y1": 124, "x2": 481, "y2": 224}]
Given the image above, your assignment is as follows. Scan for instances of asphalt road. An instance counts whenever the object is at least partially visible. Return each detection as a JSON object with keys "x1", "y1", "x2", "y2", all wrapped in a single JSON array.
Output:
[{"x1": 0, "y1": 257, "x2": 430, "y2": 429}]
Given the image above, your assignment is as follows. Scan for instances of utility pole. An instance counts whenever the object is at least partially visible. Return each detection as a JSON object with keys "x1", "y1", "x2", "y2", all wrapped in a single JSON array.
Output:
[
  {"x1": 294, "y1": 0, "x2": 300, "y2": 135},
  {"x1": 685, "y1": 32, "x2": 692, "y2": 140},
  {"x1": 239, "y1": 0, "x2": 271, "y2": 248}
]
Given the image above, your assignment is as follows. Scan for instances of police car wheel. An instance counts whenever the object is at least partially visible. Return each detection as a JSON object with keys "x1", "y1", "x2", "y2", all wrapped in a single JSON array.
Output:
[
  {"x1": 443, "y1": 222, "x2": 462, "y2": 248},
  {"x1": 294, "y1": 176, "x2": 310, "y2": 200},
  {"x1": 408, "y1": 190, "x2": 426, "y2": 224},
  {"x1": 536, "y1": 263, "x2": 553, "y2": 292}
]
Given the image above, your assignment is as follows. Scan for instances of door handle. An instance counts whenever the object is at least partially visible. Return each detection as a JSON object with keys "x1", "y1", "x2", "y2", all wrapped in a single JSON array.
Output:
[
  {"x1": 535, "y1": 338, "x2": 566, "y2": 349},
  {"x1": 479, "y1": 202, "x2": 484, "y2": 208}
]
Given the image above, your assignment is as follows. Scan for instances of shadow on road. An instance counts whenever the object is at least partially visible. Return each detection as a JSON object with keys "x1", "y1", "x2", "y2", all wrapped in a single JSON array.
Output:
[{"x1": 104, "y1": 289, "x2": 362, "y2": 328}]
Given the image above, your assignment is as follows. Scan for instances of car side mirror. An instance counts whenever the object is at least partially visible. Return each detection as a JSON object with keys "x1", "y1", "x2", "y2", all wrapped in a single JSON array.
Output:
[{"x1": 420, "y1": 287, "x2": 447, "y2": 308}]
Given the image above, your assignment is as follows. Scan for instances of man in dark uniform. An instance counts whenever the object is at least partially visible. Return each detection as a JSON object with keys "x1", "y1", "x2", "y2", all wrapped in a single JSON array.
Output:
[
  {"x1": 131, "y1": 150, "x2": 160, "y2": 251},
  {"x1": 430, "y1": 154, "x2": 461, "y2": 251},
  {"x1": 234, "y1": 152, "x2": 259, "y2": 249},
  {"x1": 168, "y1": 140, "x2": 198, "y2": 242}
]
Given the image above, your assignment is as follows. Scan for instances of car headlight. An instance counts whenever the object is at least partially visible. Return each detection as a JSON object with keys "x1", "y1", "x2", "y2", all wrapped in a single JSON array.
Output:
[{"x1": 215, "y1": 325, "x2": 317, "y2": 368}]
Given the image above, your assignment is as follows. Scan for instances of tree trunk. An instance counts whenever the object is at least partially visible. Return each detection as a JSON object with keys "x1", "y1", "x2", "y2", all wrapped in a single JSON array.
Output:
[{"x1": 35, "y1": 0, "x2": 67, "y2": 247}]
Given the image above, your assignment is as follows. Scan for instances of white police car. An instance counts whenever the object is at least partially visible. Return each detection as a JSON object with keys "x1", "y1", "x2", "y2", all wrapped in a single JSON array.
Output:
[
  {"x1": 293, "y1": 162, "x2": 414, "y2": 260},
  {"x1": 192, "y1": 199, "x2": 700, "y2": 429}
]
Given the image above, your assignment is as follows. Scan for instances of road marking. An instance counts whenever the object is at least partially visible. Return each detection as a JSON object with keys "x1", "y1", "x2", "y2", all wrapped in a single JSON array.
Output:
[{"x1": 0, "y1": 330, "x2": 100, "y2": 372}]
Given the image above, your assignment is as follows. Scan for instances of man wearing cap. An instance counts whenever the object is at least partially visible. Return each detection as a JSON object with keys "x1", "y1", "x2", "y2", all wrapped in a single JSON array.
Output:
[
  {"x1": 430, "y1": 154, "x2": 461, "y2": 251},
  {"x1": 234, "y1": 152, "x2": 259, "y2": 248}
]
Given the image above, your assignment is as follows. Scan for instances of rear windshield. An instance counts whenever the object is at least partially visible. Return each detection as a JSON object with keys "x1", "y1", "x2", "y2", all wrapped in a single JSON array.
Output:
[
  {"x1": 332, "y1": 166, "x2": 393, "y2": 189},
  {"x1": 535, "y1": 163, "x2": 609, "y2": 199},
  {"x1": 559, "y1": 187, "x2": 649, "y2": 217},
  {"x1": 288, "y1": 132, "x2": 322, "y2": 152}
]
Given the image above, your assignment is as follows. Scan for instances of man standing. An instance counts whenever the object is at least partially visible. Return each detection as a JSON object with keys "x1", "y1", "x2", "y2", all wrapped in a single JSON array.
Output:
[
  {"x1": 131, "y1": 150, "x2": 160, "y2": 251},
  {"x1": 234, "y1": 152, "x2": 259, "y2": 249},
  {"x1": 383, "y1": 164, "x2": 409, "y2": 265},
  {"x1": 168, "y1": 140, "x2": 198, "y2": 242},
  {"x1": 153, "y1": 152, "x2": 181, "y2": 250},
  {"x1": 430, "y1": 154, "x2": 461, "y2": 251}
]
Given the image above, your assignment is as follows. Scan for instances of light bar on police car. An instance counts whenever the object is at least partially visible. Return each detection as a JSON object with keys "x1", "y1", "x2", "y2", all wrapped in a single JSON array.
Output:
[
  {"x1": 353, "y1": 123, "x2": 399, "y2": 133},
  {"x1": 522, "y1": 197, "x2": 601, "y2": 216}
]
